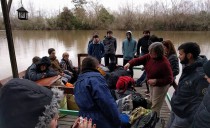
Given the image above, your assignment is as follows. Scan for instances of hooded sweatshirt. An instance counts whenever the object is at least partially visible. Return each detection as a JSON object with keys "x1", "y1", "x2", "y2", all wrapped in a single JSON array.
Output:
[
  {"x1": 122, "y1": 31, "x2": 137, "y2": 60},
  {"x1": 24, "y1": 56, "x2": 57, "y2": 81}
]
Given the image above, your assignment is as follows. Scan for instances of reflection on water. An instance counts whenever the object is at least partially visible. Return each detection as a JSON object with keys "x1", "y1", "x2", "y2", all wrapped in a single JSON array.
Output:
[{"x1": 0, "y1": 30, "x2": 210, "y2": 79}]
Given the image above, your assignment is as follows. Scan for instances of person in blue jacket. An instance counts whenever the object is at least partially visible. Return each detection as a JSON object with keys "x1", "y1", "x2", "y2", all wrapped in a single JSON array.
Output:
[
  {"x1": 24, "y1": 56, "x2": 57, "y2": 81},
  {"x1": 193, "y1": 60, "x2": 210, "y2": 128},
  {"x1": 88, "y1": 35, "x2": 105, "y2": 64},
  {"x1": 74, "y1": 56, "x2": 121, "y2": 128},
  {"x1": 122, "y1": 31, "x2": 137, "y2": 77}
]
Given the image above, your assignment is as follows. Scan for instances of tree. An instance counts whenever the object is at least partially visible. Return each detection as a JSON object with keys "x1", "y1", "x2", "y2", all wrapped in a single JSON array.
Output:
[
  {"x1": 97, "y1": 7, "x2": 114, "y2": 29},
  {"x1": 57, "y1": 7, "x2": 76, "y2": 30}
]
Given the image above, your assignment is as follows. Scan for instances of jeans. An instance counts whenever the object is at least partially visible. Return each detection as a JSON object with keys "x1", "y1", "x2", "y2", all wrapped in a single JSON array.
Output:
[
  {"x1": 166, "y1": 111, "x2": 192, "y2": 128},
  {"x1": 104, "y1": 54, "x2": 116, "y2": 66}
]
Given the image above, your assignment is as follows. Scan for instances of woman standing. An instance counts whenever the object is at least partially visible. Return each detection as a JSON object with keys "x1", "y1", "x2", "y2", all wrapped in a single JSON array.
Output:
[
  {"x1": 162, "y1": 40, "x2": 179, "y2": 90},
  {"x1": 124, "y1": 42, "x2": 173, "y2": 118}
]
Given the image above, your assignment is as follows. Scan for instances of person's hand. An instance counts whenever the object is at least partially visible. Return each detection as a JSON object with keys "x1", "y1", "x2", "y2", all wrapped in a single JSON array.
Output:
[
  {"x1": 72, "y1": 117, "x2": 96, "y2": 128},
  {"x1": 124, "y1": 63, "x2": 130, "y2": 70},
  {"x1": 147, "y1": 79, "x2": 157, "y2": 86}
]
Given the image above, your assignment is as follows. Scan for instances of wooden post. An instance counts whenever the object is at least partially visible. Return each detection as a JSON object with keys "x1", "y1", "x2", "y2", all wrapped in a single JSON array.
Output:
[
  {"x1": 8, "y1": 0, "x2": 13, "y2": 12},
  {"x1": 1, "y1": 0, "x2": 19, "y2": 78}
]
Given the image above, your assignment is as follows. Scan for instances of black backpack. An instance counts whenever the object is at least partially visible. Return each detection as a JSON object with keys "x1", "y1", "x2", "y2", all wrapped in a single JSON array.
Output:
[{"x1": 115, "y1": 89, "x2": 148, "y2": 109}]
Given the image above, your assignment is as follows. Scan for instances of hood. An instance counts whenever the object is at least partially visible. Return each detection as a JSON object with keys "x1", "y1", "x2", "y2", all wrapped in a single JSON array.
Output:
[
  {"x1": 0, "y1": 78, "x2": 63, "y2": 128},
  {"x1": 37, "y1": 56, "x2": 51, "y2": 68},
  {"x1": 184, "y1": 55, "x2": 208, "y2": 72},
  {"x1": 203, "y1": 60, "x2": 210, "y2": 78}
]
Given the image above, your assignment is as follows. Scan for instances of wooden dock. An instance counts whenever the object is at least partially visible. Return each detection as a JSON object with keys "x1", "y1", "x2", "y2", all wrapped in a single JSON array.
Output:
[{"x1": 58, "y1": 85, "x2": 171, "y2": 128}]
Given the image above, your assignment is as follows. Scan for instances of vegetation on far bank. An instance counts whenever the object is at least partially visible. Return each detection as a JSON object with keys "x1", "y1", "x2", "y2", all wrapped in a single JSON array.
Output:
[{"x1": 1, "y1": 0, "x2": 210, "y2": 31}]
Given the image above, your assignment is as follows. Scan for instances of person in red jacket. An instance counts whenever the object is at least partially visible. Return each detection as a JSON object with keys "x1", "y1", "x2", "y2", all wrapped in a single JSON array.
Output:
[{"x1": 124, "y1": 42, "x2": 173, "y2": 118}]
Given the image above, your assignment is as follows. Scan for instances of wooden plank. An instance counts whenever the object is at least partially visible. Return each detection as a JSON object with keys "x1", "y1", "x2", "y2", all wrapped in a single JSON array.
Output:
[{"x1": 35, "y1": 75, "x2": 61, "y2": 87}]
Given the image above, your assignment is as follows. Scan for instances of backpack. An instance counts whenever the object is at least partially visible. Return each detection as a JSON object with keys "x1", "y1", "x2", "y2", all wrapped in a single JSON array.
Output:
[
  {"x1": 131, "y1": 111, "x2": 158, "y2": 128},
  {"x1": 115, "y1": 89, "x2": 148, "y2": 109},
  {"x1": 106, "y1": 69, "x2": 131, "y2": 89}
]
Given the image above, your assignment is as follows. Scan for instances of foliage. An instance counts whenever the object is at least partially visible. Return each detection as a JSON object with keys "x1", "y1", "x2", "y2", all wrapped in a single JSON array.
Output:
[{"x1": 1, "y1": 0, "x2": 210, "y2": 31}]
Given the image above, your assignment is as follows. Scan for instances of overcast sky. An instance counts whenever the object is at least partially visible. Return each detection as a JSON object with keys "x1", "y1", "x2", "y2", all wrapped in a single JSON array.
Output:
[{"x1": 7, "y1": 0, "x2": 164, "y2": 15}]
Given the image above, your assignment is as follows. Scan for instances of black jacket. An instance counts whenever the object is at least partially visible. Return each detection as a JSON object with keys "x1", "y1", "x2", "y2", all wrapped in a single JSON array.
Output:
[
  {"x1": 137, "y1": 36, "x2": 150, "y2": 56},
  {"x1": 193, "y1": 84, "x2": 210, "y2": 128},
  {"x1": 171, "y1": 56, "x2": 209, "y2": 121},
  {"x1": 168, "y1": 54, "x2": 179, "y2": 77}
]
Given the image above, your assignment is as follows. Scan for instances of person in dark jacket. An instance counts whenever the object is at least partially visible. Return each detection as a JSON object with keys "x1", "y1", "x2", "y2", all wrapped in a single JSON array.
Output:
[
  {"x1": 24, "y1": 56, "x2": 57, "y2": 81},
  {"x1": 74, "y1": 56, "x2": 121, "y2": 128},
  {"x1": 167, "y1": 42, "x2": 209, "y2": 128},
  {"x1": 103, "y1": 30, "x2": 117, "y2": 66},
  {"x1": 137, "y1": 30, "x2": 150, "y2": 57},
  {"x1": 0, "y1": 79, "x2": 95, "y2": 128},
  {"x1": 124, "y1": 42, "x2": 173, "y2": 117},
  {"x1": 162, "y1": 40, "x2": 179, "y2": 90},
  {"x1": 88, "y1": 35, "x2": 105, "y2": 63},
  {"x1": 0, "y1": 78, "x2": 64, "y2": 128},
  {"x1": 192, "y1": 60, "x2": 210, "y2": 128}
]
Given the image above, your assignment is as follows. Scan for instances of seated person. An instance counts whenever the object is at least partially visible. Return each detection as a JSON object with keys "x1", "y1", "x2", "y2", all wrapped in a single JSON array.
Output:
[
  {"x1": 24, "y1": 56, "x2": 57, "y2": 81},
  {"x1": 48, "y1": 48, "x2": 72, "y2": 84},
  {"x1": 0, "y1": 78, "x2": 96, "y2": 128},
  {"x1": 60, "y1": 52, "x2": 78, "y2": 83}
]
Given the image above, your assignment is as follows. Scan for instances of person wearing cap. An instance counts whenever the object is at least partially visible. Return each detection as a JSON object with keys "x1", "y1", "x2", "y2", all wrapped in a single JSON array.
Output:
[
  {"x1": 103, "y1": 30, "x2": 117, "y2": 66},
  {"x1": 74, "y1": 56, "x2": 121, "y2": 128},
  {"x1": 192, "y1": 60, "x2": 210, "y2": 128},
  {"x1": 24, "y1": 56, "x2": 57, "y2": 81},
  {"x1": 122, "y1": 31, "x2": 137, "y2": 77},
  {"x1": 0, "y1": 78, "x2": 96, "y2": 128},
  {"x1": 88, "y1": 35, "x2": 105, "y2": 64},
  {"x1": 0, "y1": 78, "x2": 63, "y2": 128},
  {"x1": 167, "y1": 42, "x2": 209, "y2": 128},
  {"x1": 124, "y1": 42, "x2": 173, "y2": 118}
]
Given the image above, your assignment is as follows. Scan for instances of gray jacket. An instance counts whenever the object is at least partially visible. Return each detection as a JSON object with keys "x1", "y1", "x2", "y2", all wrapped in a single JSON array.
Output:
[{"x1": 103, "y1": 37, "x2": 117, "y2": 54}]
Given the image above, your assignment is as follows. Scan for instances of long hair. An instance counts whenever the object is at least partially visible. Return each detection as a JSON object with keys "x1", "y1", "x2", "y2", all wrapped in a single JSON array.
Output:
[{"x1": 162, "y1": 40, "x2": 177, "y2": 57}]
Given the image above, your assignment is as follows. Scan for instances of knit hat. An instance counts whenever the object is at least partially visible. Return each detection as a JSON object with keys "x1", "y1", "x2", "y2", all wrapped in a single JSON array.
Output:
[
  {"x1": 0, "y1": 78, "x2": 63, "y2": 128},
  {"x1": 116, "y1": 76, "x2": 135, "y2": 93},
  {"x1": 203, "y1": 60, "x2": 210, "y2": 78}
]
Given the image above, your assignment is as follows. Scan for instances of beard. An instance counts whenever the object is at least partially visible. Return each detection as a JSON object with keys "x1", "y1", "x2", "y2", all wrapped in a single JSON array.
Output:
[{"x1": 180, "y1": 56, "x2": 189, "y2": 64}]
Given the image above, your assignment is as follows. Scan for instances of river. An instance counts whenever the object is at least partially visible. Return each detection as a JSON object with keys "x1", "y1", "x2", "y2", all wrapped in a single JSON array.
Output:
[{"x1": 0, "y1": 30, "x2": 210, "y2": 81}]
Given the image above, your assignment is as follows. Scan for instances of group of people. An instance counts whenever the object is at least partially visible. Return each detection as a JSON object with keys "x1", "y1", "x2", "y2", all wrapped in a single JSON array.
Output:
[
  {"x1": 24, "y1": 48, "x2": 78, "y2": 84},
  {"x1": 87, "y1": 30, "x2": 210, "y2": 128},
  {"x1": 1, "y1": 29, "x2": 210, "y2": 128}
]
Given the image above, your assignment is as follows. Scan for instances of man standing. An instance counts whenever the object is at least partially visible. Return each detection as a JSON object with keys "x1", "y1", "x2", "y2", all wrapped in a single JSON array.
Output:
[
  {"x1": 103, "y1": 30, "x2": 117, "y2": 66},
  {"x1": 193, "y1": 60, "x2": 210, "y2": 128},
  {"x1": 137, "y1": 30, "x2": 151, "y2": 57},
  {"x1": 167, "y1": 42, "x2": 209, "y2": 128},
  {"x1": 122, "y1": 31, "x2": 137, "y2": 77},
  {"x1": 88, "y1": 35, "x2": 105, "y2": 64}
]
